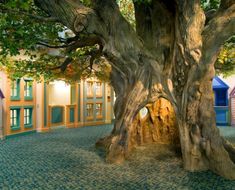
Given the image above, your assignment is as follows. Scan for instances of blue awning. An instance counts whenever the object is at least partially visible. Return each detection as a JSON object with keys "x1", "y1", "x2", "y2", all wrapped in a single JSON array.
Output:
[{"x1": 212, "y1": 76, "x2": 229, "y2": 90}]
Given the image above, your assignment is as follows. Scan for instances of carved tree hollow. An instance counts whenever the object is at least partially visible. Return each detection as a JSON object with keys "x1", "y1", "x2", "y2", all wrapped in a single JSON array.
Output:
[{"x1": 132, "y1": 98, "x2": 179, "y2": 146}]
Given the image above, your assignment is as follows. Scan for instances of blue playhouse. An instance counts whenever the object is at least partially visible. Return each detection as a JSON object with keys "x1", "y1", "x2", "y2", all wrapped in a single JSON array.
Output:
[{"x1": 213, "y1": 76, "x2": 229, "y2": 126}]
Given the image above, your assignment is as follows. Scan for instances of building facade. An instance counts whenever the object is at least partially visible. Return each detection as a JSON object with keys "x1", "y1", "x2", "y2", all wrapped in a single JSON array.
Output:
[
  {"x1": 230, "y1": 87, "x2": 235, "y2": 126},
  {"x1": 212, "y1": 76, "x2": 230, "y2": 126},
  {"x1": 213, "y1": 75, "x2": 235, "y2": 126},
  {"x1": 0, "y1": 89, "x2": 5, "y2": 139},
  {"x1": 0, "y1": 71, "x2": 114, "y2": 138}
]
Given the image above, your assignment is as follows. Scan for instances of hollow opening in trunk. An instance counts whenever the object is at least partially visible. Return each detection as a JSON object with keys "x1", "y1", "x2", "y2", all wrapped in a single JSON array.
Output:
[{"x1": 132, "y1": 98, "x2": 180, "y2": 146}]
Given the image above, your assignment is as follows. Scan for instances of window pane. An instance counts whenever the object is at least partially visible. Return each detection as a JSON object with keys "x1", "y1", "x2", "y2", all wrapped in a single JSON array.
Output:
[
  {"x1": 86, "y1": 104, "x2": 93, "y2": 117},
  {"x1": 87, "y1": 82, "x2": 93, "y2": 96},
  {"x1": 24, "y1": 108, "x2": 32, "y2": 125},
  {"x1": 24, "y1": 81, "x2": 32, "y2": 97},
  {"x1": 11, "y1": 80, "x2": 19, "y2": 97},
  {"x1": 96, "y1": 82, "x2": 102, "y2": 96},
  {"x1": 96, "y1": 103, "x2": 102, "y2": 116}
]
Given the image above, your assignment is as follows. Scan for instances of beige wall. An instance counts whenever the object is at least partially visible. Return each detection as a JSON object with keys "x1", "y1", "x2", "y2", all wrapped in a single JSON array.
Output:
[
  {"x1": 36, "y1": 82, "x2": 43, "y2": 131},
  {"x1": 48, "y1": 81, "x2": 71, "y2": 105},
  {"x1": 0, "y1": 98, "x2": 3, "y2": 138},
  {"x1": 105, "y1": 84, "x2": 112, "y2": 123},
  {"x1": 0, "y1": 72, "x2": 3, "y2": 131},
  {"x1": 219, "y1": 75, "x2": 235, "y2": 95}
]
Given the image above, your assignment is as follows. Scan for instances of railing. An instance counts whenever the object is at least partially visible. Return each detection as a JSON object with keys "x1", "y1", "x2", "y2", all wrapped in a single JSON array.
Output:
[
  {"x1": 66, "y1": 105, "x2": 77, "y2": 128},
  {"x1": 214, "y1": 106, "x2": 229, "y2": 126},
  {"x1": 48, "y1": 104, "x2": 77, "y2": 128},
  {"x1": 48, "y1": 105, "x2": 65, "y2": 128}
]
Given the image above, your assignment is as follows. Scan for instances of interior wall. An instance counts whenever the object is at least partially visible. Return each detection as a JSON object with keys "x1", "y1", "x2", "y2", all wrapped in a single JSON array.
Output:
[{"x1": 48, "y1": 81, "x2": 71, "y2": 105}]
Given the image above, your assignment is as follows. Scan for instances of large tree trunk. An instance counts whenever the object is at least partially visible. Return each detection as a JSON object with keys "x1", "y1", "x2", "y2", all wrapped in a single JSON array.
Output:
[
  {"x1": 95, "y1": 0, "x2": 235, "y2": 179},
  {"x1": 34, "y1": 0, "x2": 235, "y2": 179}
]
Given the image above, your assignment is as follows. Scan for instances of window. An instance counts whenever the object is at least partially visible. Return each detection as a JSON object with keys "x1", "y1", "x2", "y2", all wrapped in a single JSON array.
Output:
[
  {"x1": 24, "y1": 80, "x2": 33, "y2": 100},
  {"x1": 96, "y1": 103, "x2": 102, "y2": 117},
  {"x1": 87, "y1": 82, "x2": 93, "y2": 97},
  {"x1": 10, "y1": 79, "x2": 20, "y2": 100},
  {"x1": 10, "y1": 108, "x2": 20, "y2": 130},
  {"x1": 86, "y1": 103, "x2": 93, "y2": 117},
  {"x1": 24, "y1": 108, "x2": 33, "y2": 128},
  {"x1": 215, "y1": 89, "x2": 227, "y2": 106},
  {"x1": 95, "y1": 82, "x2": 102, "y2": 97}
]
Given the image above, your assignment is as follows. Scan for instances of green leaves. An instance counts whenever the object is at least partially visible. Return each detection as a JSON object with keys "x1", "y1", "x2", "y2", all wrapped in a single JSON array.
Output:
[
  {"x1": 0, "y1": 0, "x2": 64, "y2": 57},
  {"x1": 80, "y1": 0, "x2": 92, "y2": 7},
  {"x1": 215, "y1": 37, "x2": 235, "y2": 77},
  {"x1": 118, "y1": 0, "x2": 135, "y2": 28},
  {"x1": 132, "y1": 0, "x2": 152, "y2": 4},
  {"x1": 201, "y1": 0, "x2": 220, "y2": 11}
]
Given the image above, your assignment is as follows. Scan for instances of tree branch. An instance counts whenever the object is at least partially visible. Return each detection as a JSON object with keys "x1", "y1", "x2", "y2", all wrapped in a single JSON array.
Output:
[
  {"x1": 202, "y1": 3, "x2": 235, "y2": 65},
  {"x1": 220, "y1": 0, "x2": 235, "y2": 10},
  {"x1": 34, "y1": 0, "x2": 104, "y2": 35},
  {"x1": 37, "y1": 42, "x2": 75, "y2": 49},
  {"x1": 48, "y1": 35, "x2": 102, "y2": 71},
  {"x1": 0, "y1": 4, "x2": 58, "y2": 22},
  {"x1": 50, "y1": 57, "x2": 73, "y2": 71}
]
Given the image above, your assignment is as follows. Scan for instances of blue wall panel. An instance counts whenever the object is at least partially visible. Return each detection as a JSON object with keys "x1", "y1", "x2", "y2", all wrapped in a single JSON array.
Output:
[
  {"x1": 70, "y1": 107, "x2": 75, "y2": 122},
  {"x1": 214, "y1": 107, "x2": 229, "y2": 125},
  {"x1": 51, "y1": 107, "x2": 63, "y2": 124}
]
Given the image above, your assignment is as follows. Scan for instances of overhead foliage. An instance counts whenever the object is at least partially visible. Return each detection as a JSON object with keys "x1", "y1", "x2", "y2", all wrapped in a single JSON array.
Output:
[
  {"x1": 0, "y1": 0, "x2": 233, "y2": 83},
  {"x1": 118, "y1": 0, "x2": 135, "y2": 28},
  {"x1": 0, "y1": 0, "x2": 110, "y2": 82},
  {"x1": 201, "y1": 0, "x2": 220, "y2": 11},
  {"x1": 215, "y1": 37, "x2": 235, "y2": 77}
]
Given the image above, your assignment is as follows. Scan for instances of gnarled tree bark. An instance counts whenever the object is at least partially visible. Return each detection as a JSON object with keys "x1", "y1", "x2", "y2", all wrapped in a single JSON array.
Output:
[{"x1": 34, "y1": 0, "x2": 235, "y2": 179}]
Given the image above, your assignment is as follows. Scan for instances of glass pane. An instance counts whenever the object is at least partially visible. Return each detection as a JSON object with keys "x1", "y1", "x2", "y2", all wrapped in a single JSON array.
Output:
[
  {"x1": 96, "y1": 104, "x2": 102, "y2": 116},
  {"x1": 87, "y1": 82, "x2": 93, "y2": 96},
  {"x1": 96, "y1": 83, "x2": 102, "y2": 96},
  {"x1": 87, "y1": 104, "x2": 93, "y2": 116}
]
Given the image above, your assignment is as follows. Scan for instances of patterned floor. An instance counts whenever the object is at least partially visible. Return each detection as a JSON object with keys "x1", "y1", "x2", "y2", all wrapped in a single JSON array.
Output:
[{"x1": 0, "y1": 125, "x2": 235, "y2": 190}]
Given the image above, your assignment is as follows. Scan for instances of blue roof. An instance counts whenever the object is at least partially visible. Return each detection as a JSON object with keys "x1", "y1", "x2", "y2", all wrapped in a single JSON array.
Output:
[{"x1": 212, "y1": 76, "x2": 229, "y2": 89}]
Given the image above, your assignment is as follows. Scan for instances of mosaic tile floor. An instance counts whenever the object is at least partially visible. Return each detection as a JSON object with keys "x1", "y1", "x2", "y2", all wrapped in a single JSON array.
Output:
[{"x1": 0, "y1": 125, "x2": 235, "y2": 190}]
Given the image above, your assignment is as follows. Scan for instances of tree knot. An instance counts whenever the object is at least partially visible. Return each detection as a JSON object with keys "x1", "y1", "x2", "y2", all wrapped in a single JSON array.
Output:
[{"x1": 74, "y1": 13, "x2": 88, "y2": 33}]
